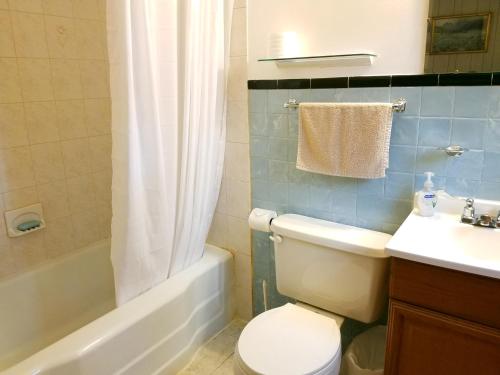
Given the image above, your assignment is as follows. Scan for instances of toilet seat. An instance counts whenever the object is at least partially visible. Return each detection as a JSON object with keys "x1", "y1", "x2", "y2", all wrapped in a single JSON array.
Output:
[{"x1": 235, "y1": 303, "x2": 342, "y2": 375}]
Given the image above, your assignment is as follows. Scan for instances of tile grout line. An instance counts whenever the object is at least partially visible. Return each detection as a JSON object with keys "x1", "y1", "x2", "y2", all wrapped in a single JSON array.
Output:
[{"x1": 209, "y1": 352, "x2": 235, "y2": 375}]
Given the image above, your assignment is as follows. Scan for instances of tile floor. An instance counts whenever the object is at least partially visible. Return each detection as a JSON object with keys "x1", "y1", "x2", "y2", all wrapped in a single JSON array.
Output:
[{"x1": 177, "y1": 319, "x2": 247, "y2": 375}]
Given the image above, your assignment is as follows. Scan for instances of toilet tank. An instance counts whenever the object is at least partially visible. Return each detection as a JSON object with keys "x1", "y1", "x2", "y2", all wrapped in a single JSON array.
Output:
[{"x1": 270, "y1": 214, "x2": 391, "y2": 323}]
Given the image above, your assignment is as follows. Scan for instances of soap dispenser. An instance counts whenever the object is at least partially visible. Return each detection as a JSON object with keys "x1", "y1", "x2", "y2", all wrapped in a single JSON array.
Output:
[{"x1": 415, "y1": 172, "x2": 437, "y2": 217}]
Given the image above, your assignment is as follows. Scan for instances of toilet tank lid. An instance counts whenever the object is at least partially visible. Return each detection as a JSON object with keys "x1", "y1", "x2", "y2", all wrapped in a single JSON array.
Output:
[{"x1": 271, "y1": 214, "x2": 391, "y2": 258}]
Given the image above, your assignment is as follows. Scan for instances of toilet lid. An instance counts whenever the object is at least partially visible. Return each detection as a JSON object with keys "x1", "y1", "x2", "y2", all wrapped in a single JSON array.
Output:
[{"x1": 237, "y1": 303, "x2": 341, "y2": 375}]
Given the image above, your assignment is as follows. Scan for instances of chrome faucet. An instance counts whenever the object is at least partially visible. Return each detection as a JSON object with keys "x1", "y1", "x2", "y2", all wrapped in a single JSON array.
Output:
[
  {"x1": 461, "y1": 198, "x2": 475, "y2": 224},
  {"x1": 461, "y1": 198, "x2": 499, "y2": 229}
]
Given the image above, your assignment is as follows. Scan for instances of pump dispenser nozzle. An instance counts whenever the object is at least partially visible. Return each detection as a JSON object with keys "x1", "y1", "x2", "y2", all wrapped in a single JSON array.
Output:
[{"x1": 423, "y1": 171, "x2": 434, "y2": 191}]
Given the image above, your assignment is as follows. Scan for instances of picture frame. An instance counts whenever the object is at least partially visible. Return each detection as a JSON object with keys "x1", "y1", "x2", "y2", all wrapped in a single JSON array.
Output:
[{"x1": 430, "y1": 12, "x2": 491, "y2": 54}]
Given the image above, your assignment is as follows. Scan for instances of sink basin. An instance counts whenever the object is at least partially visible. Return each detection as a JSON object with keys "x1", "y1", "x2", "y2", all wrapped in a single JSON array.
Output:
[{"x1": 386, "y1": 191, "x2": 500, "y2": 279}]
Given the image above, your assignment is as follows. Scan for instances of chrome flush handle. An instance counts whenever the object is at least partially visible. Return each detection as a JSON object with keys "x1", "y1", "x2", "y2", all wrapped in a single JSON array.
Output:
[{"x1": 269, "y1": 234, "x2": 283, "y2": 243}]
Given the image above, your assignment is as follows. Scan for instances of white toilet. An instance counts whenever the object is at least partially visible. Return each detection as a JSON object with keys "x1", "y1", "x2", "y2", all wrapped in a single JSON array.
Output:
[{"x1": 234, "y1": 214, "x2": 392, "y2": 375}]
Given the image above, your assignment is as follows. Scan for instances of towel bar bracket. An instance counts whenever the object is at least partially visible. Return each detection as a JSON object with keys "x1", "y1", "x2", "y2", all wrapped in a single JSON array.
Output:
[
  {"x1": 283, "y1": 98, "x2": 407, "y2": 112},
  {"x1": 392, "y1": 98, "x2": 406, "y2": 112},
  {"x1": 283, "y1": 98, "x2": 299, "y2": 109}
]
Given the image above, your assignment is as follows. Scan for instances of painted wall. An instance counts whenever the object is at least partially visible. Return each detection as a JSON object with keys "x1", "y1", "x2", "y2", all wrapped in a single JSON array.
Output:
[
  {"x1": 248, "y1": 0, "x2": 429, "y2": 80},
  {"x1": 0, "y1": 0, "x2": 111, "y2": 279},
  {"x1": 207, "y1": 0, "x2": 253, "y2": 320},
  {"x1": 249, "y1": 84, "x2": 500, "y2": 344}
]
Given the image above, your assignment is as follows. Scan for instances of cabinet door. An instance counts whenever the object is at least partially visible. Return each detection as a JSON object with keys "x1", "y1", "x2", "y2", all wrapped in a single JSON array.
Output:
[{"x1": 385, "y1": 300, "x2": 500, "y2": 375}]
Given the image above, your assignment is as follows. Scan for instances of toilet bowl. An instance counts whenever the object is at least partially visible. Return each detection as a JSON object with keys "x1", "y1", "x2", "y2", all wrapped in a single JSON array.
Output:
[
  {"x1": 237, "y1": 214, "x2": 391, "y2": 375},
  {"x1": 234, "y1": 303, "x2": 342, "y2": 375}
]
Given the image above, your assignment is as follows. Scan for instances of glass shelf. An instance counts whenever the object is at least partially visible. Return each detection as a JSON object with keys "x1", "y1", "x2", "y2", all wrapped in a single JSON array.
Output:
[{"x1": 258, "y1": 53, "x2": 377, "y2": 66}]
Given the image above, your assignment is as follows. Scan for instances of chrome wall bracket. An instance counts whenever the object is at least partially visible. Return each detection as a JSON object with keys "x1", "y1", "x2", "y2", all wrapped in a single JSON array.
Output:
[{"x1": 439, "y1": 145, "x2": 469, "y2": 157}]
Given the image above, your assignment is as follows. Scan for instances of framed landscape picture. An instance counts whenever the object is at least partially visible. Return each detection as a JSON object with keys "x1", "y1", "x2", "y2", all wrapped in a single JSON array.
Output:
[{"x1": 430, "y1": 13, "x2": 491, "y2": 54}]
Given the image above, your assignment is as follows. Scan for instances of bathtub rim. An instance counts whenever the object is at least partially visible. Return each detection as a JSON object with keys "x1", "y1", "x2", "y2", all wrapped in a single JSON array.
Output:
[{"x1": 3, "y1": 243, "x2": 233, "y2": 375}]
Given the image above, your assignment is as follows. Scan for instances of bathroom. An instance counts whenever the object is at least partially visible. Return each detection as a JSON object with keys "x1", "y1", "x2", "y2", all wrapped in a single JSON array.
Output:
[{"x1": 0, "y1": 0, "x2": 499, "y2": 374}]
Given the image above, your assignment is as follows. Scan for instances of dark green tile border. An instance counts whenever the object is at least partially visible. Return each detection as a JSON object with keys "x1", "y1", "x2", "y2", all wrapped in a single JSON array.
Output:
[
  {"x1": 277, "y1": 79, "x2": 310, "y2": 89},
  {"x1": 439, "y1": 73, "x2": 492, "y2": 86},
  {"x1": 311, "y1": 77, "x2": 348, "y2": 89},
  {"x1": 248, "y1": 72, "x2": 500, "y2": 89},
  {"x1": 248, "y1": 80, "x2": 278, "y2": 89},
  {"x1": 349, "y1": 75, "x2": 391, "y2": 87},
  {"x1": 392, "y1": 74, "x2": 438, "y2": 87}
]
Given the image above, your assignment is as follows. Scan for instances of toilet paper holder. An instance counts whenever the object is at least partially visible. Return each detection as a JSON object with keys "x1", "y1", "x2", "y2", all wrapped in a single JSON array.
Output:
[{"x1": 248, "y1": 208, "x2": 278, "y2": 233}]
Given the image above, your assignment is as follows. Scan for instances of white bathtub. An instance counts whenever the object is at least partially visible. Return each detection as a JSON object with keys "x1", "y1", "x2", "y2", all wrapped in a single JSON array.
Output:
[{"x1": 0, "y1": 240, "x2": 235, "y2": 375}]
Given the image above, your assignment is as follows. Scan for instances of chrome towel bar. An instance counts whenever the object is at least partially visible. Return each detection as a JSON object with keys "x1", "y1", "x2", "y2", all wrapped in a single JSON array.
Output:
[{"x1": 284, "y1": 98, "x2": 407, "y2": 112}]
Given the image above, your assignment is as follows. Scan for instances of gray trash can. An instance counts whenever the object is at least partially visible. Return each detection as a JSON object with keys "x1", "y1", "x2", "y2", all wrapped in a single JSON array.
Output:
[{"x1": 340, "y1": 325, "x2": 387, "y2": 375}]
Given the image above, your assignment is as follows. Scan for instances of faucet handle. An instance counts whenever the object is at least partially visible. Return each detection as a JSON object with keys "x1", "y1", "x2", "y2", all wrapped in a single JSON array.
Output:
[
  {"x1": 479, "y1": 214, "x2": 492, "y2": 227},
  {"x1": 461, "y1": 198, "x2": 475, "y2": 224}
]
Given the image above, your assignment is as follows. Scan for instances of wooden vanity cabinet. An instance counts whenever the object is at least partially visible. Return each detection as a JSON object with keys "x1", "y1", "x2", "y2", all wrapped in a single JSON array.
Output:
[{"x1": 384, "y1": 258, "x2": 500, "y2": 375}]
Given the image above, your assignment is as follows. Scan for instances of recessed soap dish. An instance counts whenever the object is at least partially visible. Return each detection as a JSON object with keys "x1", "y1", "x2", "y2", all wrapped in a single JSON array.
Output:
[{"x1": 4, "y1": 203, "x2": 46, "y2": 237}]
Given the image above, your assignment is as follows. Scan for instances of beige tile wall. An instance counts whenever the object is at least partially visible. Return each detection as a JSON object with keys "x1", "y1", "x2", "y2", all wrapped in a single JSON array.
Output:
[
  {"x1": 208, "y1": 0, "x2": 252, "y2": 320},
  {"x1": 0, "y1": 0, "x2": 111, "y2": 279}
]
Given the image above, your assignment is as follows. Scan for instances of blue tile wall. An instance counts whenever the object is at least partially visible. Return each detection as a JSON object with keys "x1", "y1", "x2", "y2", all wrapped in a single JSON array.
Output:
[{"x1": 249, "y1": 86, "x2": 500, "y2": 334}]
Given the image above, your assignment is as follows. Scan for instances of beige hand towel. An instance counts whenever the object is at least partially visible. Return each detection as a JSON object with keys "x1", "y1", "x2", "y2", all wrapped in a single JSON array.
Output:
[{"x1": 296, "y1": 102, "x2": 393, "y2": 179}]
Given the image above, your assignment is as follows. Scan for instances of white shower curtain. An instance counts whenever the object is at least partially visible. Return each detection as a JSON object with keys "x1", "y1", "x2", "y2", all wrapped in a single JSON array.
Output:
[{"x1": 107, "y1": 0, "x2": 233, "y2": 304}]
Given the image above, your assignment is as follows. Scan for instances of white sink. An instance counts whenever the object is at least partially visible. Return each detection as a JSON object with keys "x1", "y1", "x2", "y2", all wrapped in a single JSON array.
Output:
[{"x1": 386, "y1": 191, "x2": 500, "y2": 279}]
